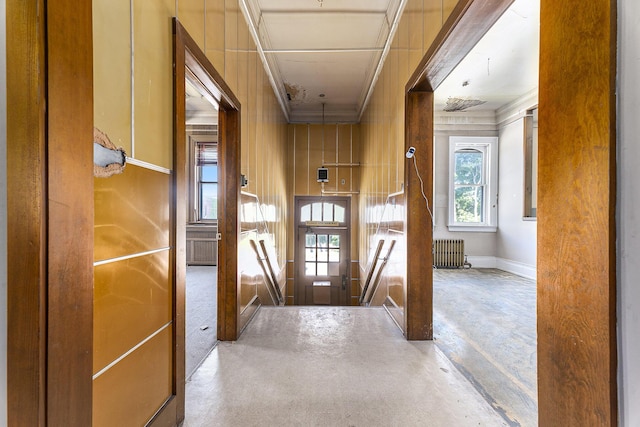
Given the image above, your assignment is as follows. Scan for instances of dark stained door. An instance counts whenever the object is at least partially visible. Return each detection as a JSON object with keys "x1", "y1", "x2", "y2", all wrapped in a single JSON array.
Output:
[{"x1": 294, "y1": 197, "x2": 350, "y2": 305}]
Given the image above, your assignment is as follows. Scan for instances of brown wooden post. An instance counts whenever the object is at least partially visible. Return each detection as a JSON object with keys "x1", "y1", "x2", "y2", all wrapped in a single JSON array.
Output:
[
  {"x1": 7, "y1": 0, "x2": 94, "y2": 424},
  {"x1": 7, "y1": 0, "x2": 47, "y2": 423},
  {"x1": 217, "y1": 108, "x2": 242, "y2": 340},
  {"x1": 537, "y1": 0, "x2": 618, "y2": 424},
  {"x1": 404, "y1": 90, "x2": 434, "y2": 340}
]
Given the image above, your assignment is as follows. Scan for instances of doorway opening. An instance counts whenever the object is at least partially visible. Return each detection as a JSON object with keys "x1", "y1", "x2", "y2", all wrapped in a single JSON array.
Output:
[
  {"x1": 294, "y1": 196, "x2": 351, "y2": 306},
  {"x1": 184, "y1": 75, "x2": 219, "y2": 379}
]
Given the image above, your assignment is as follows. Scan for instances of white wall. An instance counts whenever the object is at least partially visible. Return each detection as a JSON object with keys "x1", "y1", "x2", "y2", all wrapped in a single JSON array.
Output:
[
  {"x1": 1, "y1": 0, "x2": 8, "y2": 423},
  {"x1": 496, "y1": 111, "x2": 537, "y2": 278},
  {"x1": 434, "y1": 112, "x2": 498, "y2": 266},
  {"x1": 434, "y1": 107, "x2": 537, "y2": 276},
  {"x1": 618, "y1": 0, "x2": 640, "y2": 424}
]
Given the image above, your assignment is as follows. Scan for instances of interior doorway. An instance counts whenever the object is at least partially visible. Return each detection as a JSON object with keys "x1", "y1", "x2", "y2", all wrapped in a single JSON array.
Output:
[
  {"x1": 184, "y1": 75, "x2": 219, "y2": 379},
  {"x1": 294, "y1": 196, "x2": 351, "y2": 305}
]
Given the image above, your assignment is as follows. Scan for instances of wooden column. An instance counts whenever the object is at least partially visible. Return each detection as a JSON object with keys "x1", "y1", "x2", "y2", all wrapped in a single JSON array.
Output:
[
  {"x1": 8, "y1": 0, "x2": 94, "y2": 424},
  {"x1": 217, "y1": 107, "x2": 242, "y2": 340},
  {"x1": 7, "y1": 0, "x2": 47, "y2": 423},
  {"x1": 537, "y1": 0, "x2": 617, "y2": 424},
  {"x1": 404, "y1": 90, "x2": 434, "y2": 340}
]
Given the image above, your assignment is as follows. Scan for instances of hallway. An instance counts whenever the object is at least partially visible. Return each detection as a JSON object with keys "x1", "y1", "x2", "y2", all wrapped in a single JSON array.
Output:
[{"x1": 182, "y1": 306, "x2": 506, "y2": 426}]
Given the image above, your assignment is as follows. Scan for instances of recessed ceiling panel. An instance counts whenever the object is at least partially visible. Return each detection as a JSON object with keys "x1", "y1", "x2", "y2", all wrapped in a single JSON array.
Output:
[{"x1": 261, "y1": 13, "x2": 388, "y2": 50}]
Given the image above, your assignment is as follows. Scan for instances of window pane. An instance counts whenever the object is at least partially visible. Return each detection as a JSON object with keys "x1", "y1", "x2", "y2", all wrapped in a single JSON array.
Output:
[
  {"x1": 317, "y1": 263, "x2": 328, "y2": 276},
  {"x1": 301, "y1": 204, "x2": 311, "y2": 222},
  {"x1": 329, "y1": 235, "x2": 340, "y2": 248},
  {"x1": 454, "y1": 150, "x2": 483, "y2": 185},
  {"x1": 317, "y1": 234, "x2": 328, "y2": 247},
  {"x1": 317, "y1": 248, "x2": 328, "y2": 262},
  {"x1": 328, "y1": 262, "x2": 339, "y2": 276},
  {"x1": 201, "y1": 165, "x2": 218, "y2": 182},
  {"x1": 305, "y1": 234, "x2": 316, "y2": 247},
  {"x1": 305, "y1": 248, "x2": 316, "y2": 261},
  {"x1": 323, "y1": 203, "x2": 333, "y2": 221},
  {"x1": 329, "y1": 249, "x2": 340, "y2": 262},
  {"x1": 305, "y1": 262, "x2": 316, "y2": 276},
  {"x1": 201, "y1": 183, "x2": 218, "y2": 219},
  {"x1": 454, "y1": 186, "x2": 484, "y2": 223},
  {"x1": 334, "y1": 206, "x2": 345, "y2": 222},
  {"x1": 312, "y1": 203, "x2": 322, "y2": 221}
]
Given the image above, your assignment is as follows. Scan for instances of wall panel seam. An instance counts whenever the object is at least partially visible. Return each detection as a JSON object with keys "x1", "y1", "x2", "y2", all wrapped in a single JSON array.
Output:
[{"x1": 92, "y1": 321, "x2": 172, "y2": 380}]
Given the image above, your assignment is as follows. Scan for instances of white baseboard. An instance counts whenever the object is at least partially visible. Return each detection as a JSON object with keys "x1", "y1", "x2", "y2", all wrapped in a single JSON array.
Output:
[
  {"x1": 462, "y1": 256, "x2": 536, "y2": 280},
  {"x1": 465, "y1": 256, "x2": 497, "y2": 268},
  {"x1": 496, "y1": 258, "x2": 536, "y2": 280}
]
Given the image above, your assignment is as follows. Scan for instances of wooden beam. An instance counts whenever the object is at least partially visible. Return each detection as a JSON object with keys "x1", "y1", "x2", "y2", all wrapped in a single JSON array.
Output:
[
  {"x1": 404, "y1": 91, "x2": 434, "y2": 340},
  {"x1": 46, "y1": 0, "x2": 94, "y2": 424},
  {"x1": 537, "y1": 0, "x2": 618, "y2": 424},
  {"x1": 6, "y1": 0, "x2": 47, "y2": 423},
  {"x1": 407, "y1": 0, "x2": 514, "y2": 92}
]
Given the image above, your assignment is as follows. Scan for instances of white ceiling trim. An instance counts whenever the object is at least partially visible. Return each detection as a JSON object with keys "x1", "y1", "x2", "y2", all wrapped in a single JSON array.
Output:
[
  {"x1": 357, "y1": 0, "x2": 407, "y2": 122},
  {"x1": 239, "y1": 0, "x2": 291, "y2": 122}
]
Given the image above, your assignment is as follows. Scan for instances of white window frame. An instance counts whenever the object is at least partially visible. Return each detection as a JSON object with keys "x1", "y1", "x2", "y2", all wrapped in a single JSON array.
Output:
[{"x1": 448, "y1": 136, "x2": 498, "y2": 232}]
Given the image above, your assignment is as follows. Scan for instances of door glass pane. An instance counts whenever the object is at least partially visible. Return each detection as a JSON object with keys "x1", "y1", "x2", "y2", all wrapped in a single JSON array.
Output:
[
  {"x1": 305, "y1": 248, "x2": 316, "y2": 261},
  {"x1": 305, "y1": 234, "x2": 316, "y2": 247},
  {"x1": 329, "y1": 262, "x2": 339, "y2": 276},
  {"x1": 317, "y1": 263, "x2": 328, "y2": 276},
  {"x1": 329, "y1": 248, "x2": 340, "y2": 262},
  {"x1": 334, "y1": 206, "x2": 345, "y2": 222},
  {"x1": 312, "y1": 203, "x2": 322, "y2": 221},
  {"x1": 317, "y1": 248, "x2": 328, "y2": 262},
  {"x1": 301, "y1": 204, "x2": 311, "y2": 222},
  {"x1": 317, "y1": 234, "x2": 328, "y2": 247},
  {"x1": 329, "y1": 235, "x2": 340, "y2": 248},
  {"x1": 305, "y1": 263, "x2": 316, "y2": 276},
  {"x1": 323, "y1": 203, "x2": 333, "y2": 221}
]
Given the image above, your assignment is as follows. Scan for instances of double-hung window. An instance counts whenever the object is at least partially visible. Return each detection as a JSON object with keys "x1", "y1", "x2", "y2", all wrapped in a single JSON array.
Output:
[
  {"x1": 196, "y1": 142, "x2": 218, "y2": 221},
  {"x1": 448, "y1": 136, "x2": 498, "y2": 231}
]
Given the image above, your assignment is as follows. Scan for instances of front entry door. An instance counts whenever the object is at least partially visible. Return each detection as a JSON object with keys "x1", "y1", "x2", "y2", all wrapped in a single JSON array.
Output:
[{"x1": 294, "y1": 197, "x2": 350, "y2": 305}]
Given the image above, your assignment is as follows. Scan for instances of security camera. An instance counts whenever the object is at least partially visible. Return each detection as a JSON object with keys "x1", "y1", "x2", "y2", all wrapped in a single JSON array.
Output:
[{"x1": 406, "y1": 147, "x2": 416, "y2": 158}]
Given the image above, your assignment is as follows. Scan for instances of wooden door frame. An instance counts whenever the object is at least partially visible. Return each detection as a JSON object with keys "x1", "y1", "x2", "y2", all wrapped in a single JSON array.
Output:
[
  {"x1": 405, "y1": 0, "x2": 617, "y2": 424},
  {"x1": 173, "y1": 19, "x2": 241, "y2": 342},
  {"x1": 7, "y1": 0, "x2": 94, "y2": 425},
  {"x1": 293, "y1": 196, "x2": 351, "y2": 306}
]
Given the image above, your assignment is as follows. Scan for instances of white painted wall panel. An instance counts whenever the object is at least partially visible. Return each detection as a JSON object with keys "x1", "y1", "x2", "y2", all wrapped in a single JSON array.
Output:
[
  {"x1": 496, "y1": 117, "x2": 536, "y2": 269},
  {"x1": 618, "y1": 0, "x2": 640, "y2": 424}
]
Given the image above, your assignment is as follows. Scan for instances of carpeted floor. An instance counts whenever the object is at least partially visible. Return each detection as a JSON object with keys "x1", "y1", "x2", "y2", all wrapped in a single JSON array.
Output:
[
  {"x1": 186, "y1": 265, "x2": 218, "y2": 380},
  {"x1": 434, "y1": 268, "x2": 537, "y2": 427}
]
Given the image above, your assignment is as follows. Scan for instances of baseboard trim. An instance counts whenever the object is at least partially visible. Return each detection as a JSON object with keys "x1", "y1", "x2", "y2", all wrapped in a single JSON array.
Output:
[
  {"x1": 465, "y1": 256, "x2": 497, "y2": 268},
  {"x1": 496, "y1": 258, "x2": 536, "y2": 280}
]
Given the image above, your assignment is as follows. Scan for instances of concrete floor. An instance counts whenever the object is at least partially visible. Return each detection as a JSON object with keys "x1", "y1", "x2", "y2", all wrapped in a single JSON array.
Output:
[
  {"x1": 433, "y1": 269, "x2": 537, "y2": 427},
  {"x1": 182, "y1": 306, "x2": 507, "y2": 426}
]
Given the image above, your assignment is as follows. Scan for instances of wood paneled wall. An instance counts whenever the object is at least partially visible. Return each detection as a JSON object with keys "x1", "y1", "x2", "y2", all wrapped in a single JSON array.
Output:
[
  {"x1": 92, "y1": 0, "x2": 289, "y2": 423},
  {"x1": 537, "y1": 0, "x2": 617, "y2": 424},
  {"x1": 286, "y1": 124, "x2": 361, "y2": 305},
  {"x1": 359, "y1": 0, "x2": 457, "y2": 275}
]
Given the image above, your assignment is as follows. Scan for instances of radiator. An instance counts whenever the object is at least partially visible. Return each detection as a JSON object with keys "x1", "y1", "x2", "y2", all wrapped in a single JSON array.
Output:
[{"x1": 433, "y1": 239, "x2": 466, "y2": 268}]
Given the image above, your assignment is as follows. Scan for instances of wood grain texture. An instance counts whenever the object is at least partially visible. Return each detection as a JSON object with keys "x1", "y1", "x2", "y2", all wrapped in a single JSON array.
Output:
[
  {"x1": 407, "y1": 0, "x2": 514, "y2": 92},
  {"x1": 404, "y1": 91, "x2": 434, "y2": 340},
  {"x1": 218, "y1": 107, "x2": 242, "y2": 340},
  {"x1": 46, "y1": 1, "x2": 95, "y2": 424},
  {"x1": 6, "y1": 0, "x2": 47, "y2": 424},
  {"x1": 537, "y1": 0, "x2": 617, "y2": 425}
]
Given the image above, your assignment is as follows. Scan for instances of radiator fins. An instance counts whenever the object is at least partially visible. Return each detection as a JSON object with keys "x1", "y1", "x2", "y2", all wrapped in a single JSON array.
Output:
[{"x1": 433, "y1": 239, "x2": 471, "y2": 268}]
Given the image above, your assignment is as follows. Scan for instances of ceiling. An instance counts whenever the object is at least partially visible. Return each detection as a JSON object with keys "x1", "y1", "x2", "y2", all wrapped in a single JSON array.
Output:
[
  {"x1": 241, "y1": 0, "x2": 405, "y2": 123},
  {"x1": 186, "y1": 0, "x2": 539, "y2": 125}
]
